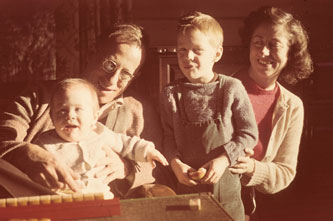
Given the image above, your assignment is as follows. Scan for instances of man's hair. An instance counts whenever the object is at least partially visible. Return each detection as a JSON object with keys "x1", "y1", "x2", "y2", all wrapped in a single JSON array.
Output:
[
  {"x1": 50, "y1": 78, "x2": 99, "y2": 113},
  {"x1": 177, "y1": 11, "x2": 224, "y2": 48},
  {"x1": 97, "y1": 23, "x2": 148, "y2": 57},
  {"x1": 240, "y1": 6, "x2": 313, "y2": 84}
]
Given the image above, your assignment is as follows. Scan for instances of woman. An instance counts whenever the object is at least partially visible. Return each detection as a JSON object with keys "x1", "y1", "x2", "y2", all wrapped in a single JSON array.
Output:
[{"x1": 229, "y1": 6, "x2": 313, "y2": 220}]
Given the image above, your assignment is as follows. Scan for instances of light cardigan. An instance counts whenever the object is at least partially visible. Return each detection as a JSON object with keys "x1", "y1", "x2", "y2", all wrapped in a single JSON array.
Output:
[
  {"x1": 0, "y1": 80, "x2": 162, "y2": 195},
  {"x1": 241, "y1": 81, "x2": 304, "y2": 194}
]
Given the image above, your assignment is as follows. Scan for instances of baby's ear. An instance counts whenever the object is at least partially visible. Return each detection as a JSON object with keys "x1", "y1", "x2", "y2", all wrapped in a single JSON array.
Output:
[
  {"x1": 214, "y1": 46, "x2": 223, "y2": 62},
  {"x1": 91, "y1": 111, "x2": 99, "y2": 129},
  {"x1": 94, "y1": 110, "x2": 99, "y2": 122}
]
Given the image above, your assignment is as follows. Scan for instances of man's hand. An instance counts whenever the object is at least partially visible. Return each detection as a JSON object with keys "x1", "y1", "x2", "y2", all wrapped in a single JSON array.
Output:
[
  {"x1": 170, "y1": 158, "x2": 198, "y2": 186},
  {"x1": 11, "y1": 143, "x2": 81, "y2": 192},
  {"x1": 94, "y1": 146, "x2": 131, "y2": 185}
]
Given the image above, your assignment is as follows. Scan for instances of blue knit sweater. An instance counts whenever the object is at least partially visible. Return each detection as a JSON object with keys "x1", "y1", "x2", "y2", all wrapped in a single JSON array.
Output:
[{"x1": 160, "y1": 74, "x2": 258, "y2": 166}]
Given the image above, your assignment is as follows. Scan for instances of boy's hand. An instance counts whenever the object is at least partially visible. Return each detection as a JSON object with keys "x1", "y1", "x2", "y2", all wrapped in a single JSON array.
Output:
[
  {"x1": 200, "y1": 152, "x2": 230, "y2": 184},
  {"x1": 188, "y1": 167, "x2": 207, "y2": 181},
  {"x1": 170, "y1": 158, "x2": 198, "y2": 186},
  {"x1": 146, "y1": 149, "x2": 169, "y2": 168}
]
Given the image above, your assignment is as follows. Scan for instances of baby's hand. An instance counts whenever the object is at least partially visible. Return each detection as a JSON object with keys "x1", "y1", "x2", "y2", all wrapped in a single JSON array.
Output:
[{"x1": 146, "y1": 149, "x2": 169, "y2": 168}]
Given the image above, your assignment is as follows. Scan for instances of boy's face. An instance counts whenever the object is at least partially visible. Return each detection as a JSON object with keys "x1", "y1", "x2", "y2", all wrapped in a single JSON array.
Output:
[
  {"x1": 51, "y1": 85, "x2": 98, "y2": 142},
  {"x1": 177, "y1": 29, "x2": 222, "y2": 84},
  {"x1": 86, "y1": 43, "x2": 143, "y2": 104}
]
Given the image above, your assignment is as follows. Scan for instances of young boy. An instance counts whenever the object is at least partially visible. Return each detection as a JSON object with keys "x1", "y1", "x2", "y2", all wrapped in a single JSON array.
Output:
[
  {"x1": 159, "y1": 11, "x2": 258, "y2": 220},
  {"x1": 34, "y1": 78, "x2": 168, "y2": 199}
]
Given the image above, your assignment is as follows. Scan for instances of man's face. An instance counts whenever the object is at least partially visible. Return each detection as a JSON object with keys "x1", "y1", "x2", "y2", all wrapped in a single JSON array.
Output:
[{"x1": 86, "y1": 43, "x2": 143, "y2": 104}]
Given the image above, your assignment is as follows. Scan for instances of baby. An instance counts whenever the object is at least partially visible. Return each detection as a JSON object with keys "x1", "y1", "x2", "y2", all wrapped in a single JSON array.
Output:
[{"x1": 34, "y1": 78, "x2": 168, "y2": 199}]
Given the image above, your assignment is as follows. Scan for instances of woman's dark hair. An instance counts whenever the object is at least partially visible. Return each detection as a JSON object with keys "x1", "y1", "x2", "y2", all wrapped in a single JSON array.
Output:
[{"x1": 240, "y1": 6, "x2": 313, "y2": 84}]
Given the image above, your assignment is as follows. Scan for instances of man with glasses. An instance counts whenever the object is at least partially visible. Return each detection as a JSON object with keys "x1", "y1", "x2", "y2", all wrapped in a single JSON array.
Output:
[{"x1": 0, "y1": 23, "x2": 165, "y2": 198}]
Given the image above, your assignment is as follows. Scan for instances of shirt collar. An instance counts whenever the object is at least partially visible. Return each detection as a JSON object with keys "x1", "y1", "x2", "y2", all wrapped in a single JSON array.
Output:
[{"x1": 98, "y1": 96, "x2": 124, "y2": 119}]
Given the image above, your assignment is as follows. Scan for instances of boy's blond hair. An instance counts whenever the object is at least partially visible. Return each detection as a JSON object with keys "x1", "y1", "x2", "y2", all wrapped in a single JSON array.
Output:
[{"x1": 177, "y1": 11, "x2": 224, "y2": 48}]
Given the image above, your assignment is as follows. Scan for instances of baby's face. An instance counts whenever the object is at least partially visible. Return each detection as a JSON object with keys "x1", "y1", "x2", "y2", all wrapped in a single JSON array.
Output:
[
  {"x1": 177, "y1": 29, "x2": 222, "y2": 84},
  {"x1": 51, "y1": 85, "x2": 98, "y2": 142}
]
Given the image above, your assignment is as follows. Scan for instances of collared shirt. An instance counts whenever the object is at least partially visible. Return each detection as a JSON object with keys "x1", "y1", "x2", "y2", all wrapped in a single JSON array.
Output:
[{"x1": 99, "y1": 97, "x2": 124, "y2": 120}]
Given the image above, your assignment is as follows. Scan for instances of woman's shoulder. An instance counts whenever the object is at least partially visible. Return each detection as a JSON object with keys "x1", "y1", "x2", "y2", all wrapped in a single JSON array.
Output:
[{"x1": 278, "y1": 83, "x2": 303, "y2": 107}]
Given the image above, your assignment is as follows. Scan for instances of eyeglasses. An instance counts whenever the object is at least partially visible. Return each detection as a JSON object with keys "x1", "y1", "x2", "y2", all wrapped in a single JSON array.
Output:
[{"x1": 101, "y1": 58, "x2": 134, "y2": 83}]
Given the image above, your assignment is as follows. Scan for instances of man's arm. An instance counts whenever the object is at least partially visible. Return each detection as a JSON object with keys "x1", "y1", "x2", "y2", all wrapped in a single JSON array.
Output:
[
  {"x1": 101, "y1": 89, "x2": 163, "y2": 196},
  {"x1": 118, "y1": 93, "x2": 162, "y2": 190},
  {"x1": 0, "y1": 81, "x2": 81, "y2": 193}
]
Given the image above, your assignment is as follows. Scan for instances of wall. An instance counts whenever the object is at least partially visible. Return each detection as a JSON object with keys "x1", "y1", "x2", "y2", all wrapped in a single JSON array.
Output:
[{"x1": 132, "y1": 0, "x2": 333, "y2": 50}]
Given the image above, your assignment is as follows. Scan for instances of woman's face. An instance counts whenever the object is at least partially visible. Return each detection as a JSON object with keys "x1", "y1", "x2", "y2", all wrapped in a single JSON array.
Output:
[{"x1": 248, "y1": 23, "x2": 290, "y2": 89}]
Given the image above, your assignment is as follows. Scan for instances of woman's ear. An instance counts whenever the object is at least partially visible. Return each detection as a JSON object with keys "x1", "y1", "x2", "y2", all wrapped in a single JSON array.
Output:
[{"x1": 214, "y1": 46, "x2": 223, "y2": 63}]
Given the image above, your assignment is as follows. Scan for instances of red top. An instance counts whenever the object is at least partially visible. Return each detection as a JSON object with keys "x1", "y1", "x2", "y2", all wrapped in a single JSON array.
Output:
[{"x1": 239, "y1": 74, "x2": 280, "y2": 161}]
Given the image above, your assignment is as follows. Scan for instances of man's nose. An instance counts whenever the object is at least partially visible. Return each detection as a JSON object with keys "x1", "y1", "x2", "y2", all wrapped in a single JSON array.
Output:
[{"x1": 107, "y1": 70, "x2": 121, "y2": 86}]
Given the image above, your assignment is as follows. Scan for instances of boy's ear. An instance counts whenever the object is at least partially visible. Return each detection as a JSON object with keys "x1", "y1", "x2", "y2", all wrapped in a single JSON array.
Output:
[{"x1": 214, "y1": 46, "x2": 223, "y2": 63}]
